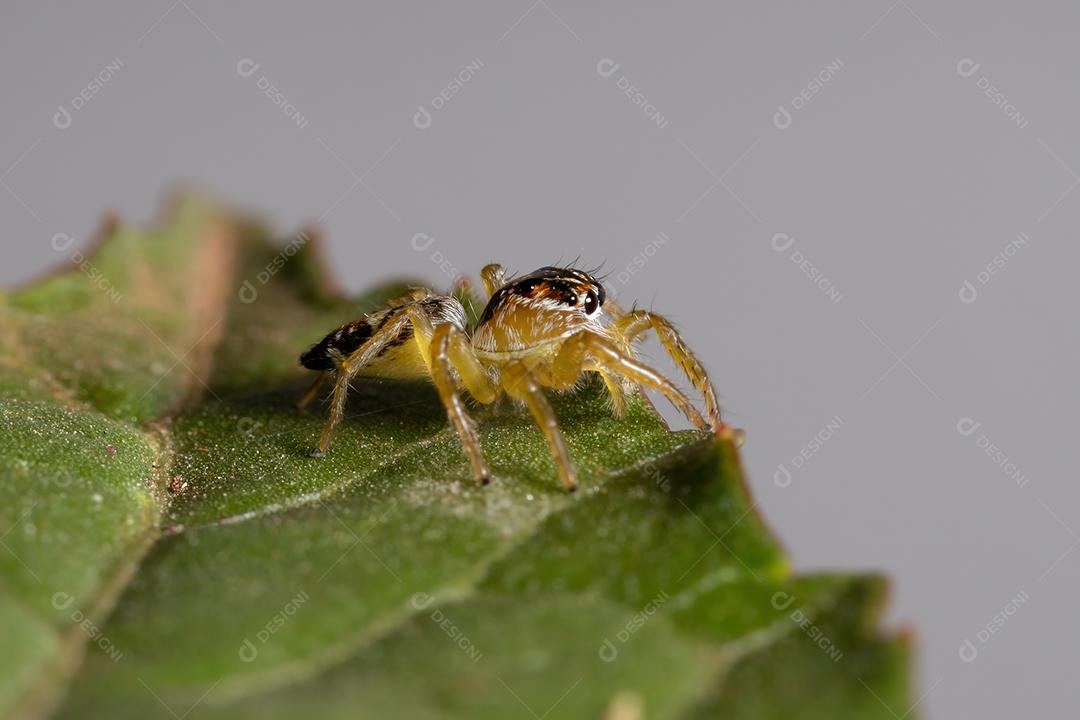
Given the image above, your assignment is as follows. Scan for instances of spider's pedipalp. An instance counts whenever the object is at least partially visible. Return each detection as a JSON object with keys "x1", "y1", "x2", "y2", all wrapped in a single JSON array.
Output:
[{"x1": 480, "y1": 264, "x2": 507, "y2": 299}]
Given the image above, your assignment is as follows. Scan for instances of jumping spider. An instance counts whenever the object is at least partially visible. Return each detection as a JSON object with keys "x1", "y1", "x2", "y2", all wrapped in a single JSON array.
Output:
[{"x1": 299, "y1": 264, "x2": 742, "y2": 492}]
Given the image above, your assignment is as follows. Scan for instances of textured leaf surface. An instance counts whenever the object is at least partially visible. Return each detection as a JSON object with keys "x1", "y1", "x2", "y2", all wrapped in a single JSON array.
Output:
[{"x1": 0, "y1": 199, "x2": 914, "y2": 720}]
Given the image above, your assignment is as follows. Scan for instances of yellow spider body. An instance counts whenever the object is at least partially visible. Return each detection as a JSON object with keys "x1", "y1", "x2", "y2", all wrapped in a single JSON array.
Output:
[{"x1": 300, "y1": 264, "x2": 738, "y2": 491}]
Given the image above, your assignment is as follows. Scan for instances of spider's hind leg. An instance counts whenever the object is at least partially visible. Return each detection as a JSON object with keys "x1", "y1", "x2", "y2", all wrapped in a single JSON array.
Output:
[
  {"x1": 296, "y1": 371, "x2": 331, "y2": 413},
  {"x1": 308, "y1": 304, "x2": 438, "y2": 457}
]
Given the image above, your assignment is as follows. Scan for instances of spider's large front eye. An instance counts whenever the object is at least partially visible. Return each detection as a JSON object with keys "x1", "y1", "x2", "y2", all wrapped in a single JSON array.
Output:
[{"x1": 583, "y1": 289, "x2": 600, "y2": 315}]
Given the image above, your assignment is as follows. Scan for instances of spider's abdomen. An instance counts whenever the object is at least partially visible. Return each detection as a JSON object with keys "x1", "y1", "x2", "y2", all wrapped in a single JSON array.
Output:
[
  {"x1": 300, "y1": 319, "x2": 373, "y2": 370},
  {"x1": 300, "y1": 295, "x2": 468, "y2": 377}
]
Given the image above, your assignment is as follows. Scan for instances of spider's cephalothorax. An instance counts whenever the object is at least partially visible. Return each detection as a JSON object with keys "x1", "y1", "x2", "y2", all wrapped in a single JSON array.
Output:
[
  {"x1": 472, "y1": 266, "x2": 607, "y2": 355},
  {"x1": 300, "y1": 264, "x2": 740, "y2": 491}
]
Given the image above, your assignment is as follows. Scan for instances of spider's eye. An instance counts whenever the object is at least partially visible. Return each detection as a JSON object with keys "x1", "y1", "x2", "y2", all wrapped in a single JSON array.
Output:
[{"x1": 583, "y1": 289, "x2": 600, "y2": 315}]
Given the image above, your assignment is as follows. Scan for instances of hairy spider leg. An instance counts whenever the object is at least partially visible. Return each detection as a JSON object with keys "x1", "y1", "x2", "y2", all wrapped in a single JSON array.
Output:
[
  {"x1": 297, "y1": 371, "x2": 331, "y2": 412},
  {"x1": 613, "y1": 310, "x2": 725, "y2": 434},
  {"x1": 588, "y1": 296, "x2": 635, "y2": 418},
  {"x1": 502, "y1": 362, "x2": 578, "y2": 492},
  {"x1": 598, "y1": 371, "x2": 629, "y2": 417},
  {"x1": 550, "y1": 331, "x2": 711, "y2": 432},
  {"x1": 311, "y1": 304, "x2": 437, "y2": 457},
  {"x1": 429, "y1": 323, "x2": 500, "y2": 485}
]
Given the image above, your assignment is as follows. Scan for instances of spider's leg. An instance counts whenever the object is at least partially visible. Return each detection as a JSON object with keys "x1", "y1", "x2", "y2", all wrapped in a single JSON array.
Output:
[
  {"x1": 502, "y1": 362, "x2": 577, "y2": 492},
  {"x1": 532, "y1": 361, "x2": 627, "y2": 417},
  {"x1": 297, "y1": 371, "x2": 331, "y2": 412},
  {"x1": 430, "y1": 323, "x2": 499, "y2": 485},
  {"x1": 552, "y1": 331, "x2": 711, "y2": 432},
  {"x1": 311, "y1": 305, "x2": 436, "y2": 457},
  {"x1": 598, "y1": 370, "x2": 628, "y2": 417},
  {"x1": 480, "y1": 263, "x2": 507, "y2": 298},
  {"x1": 614, "y1": 310, "x2": 734, "y2": 438}
]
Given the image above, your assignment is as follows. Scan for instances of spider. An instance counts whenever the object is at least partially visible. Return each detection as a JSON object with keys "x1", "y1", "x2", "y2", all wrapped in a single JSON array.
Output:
[{"x1": 298, "y1": 264, "x2": 741, "y2": 492}]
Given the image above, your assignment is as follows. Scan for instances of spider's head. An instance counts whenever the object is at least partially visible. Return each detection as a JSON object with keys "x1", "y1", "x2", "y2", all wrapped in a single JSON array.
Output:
[{"x1": 473, "y1": 266, "x2": 607, "y2": 352}]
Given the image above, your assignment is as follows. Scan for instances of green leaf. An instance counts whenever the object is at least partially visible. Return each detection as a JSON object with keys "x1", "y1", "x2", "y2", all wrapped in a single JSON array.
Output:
[{"x1": 0, "y1": 198, "x2": 914, "y2": 720}]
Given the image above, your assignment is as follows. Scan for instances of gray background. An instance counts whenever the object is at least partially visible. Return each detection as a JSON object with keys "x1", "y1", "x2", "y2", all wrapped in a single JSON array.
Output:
[{"x1": 2, "y1": 2, "x2": 1077, "y2": 717}]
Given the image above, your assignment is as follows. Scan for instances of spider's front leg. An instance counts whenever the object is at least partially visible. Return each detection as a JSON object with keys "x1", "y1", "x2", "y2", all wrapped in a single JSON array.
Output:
[
  {"x1": 614, "y1": 310, "x2": 742, "y2": 443},
  {"x1": 550, "y1": 330, "x2": 711, "y2": 432},
  {"x1": 429, "y1": 323, "x2": 500, "y2": 485},
  {"x1": 502, "y1": 362, "x2": 578, "y2": 492},
  {"x1": 309, "y1": 304, "x2": 436, "y2": 457}
]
